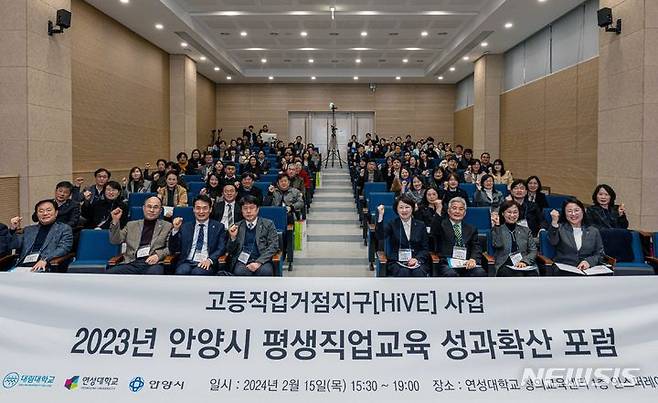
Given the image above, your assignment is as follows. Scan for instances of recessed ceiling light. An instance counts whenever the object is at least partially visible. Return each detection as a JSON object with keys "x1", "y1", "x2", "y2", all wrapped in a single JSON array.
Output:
[
  {"x1": 504, "y1": 22, "x2": 513, "y2": 29},
  {"x1": 199, "y1": 56, "x2": 206, "y2": 61},
  {"x1": 355, "y1": 58, "x2": 361, "y2": 63},
  {"x1": 538, "y1": 0, "x2": 547, "y2": 2},
  {"x1": 180, "y1": 42, "x2": 188, "y2": 48},
  {"x1": 214, "y1": 67, "x2": 220, "y2": 71},
  {"x1": 300, "y1": 31, "x2": 308, "y2": 37},
  {"x1": 268, "y1": 76, "x2": 274, "y2": 80},
  {"x1": 261, "y1": 58, "x2": 267, "y2": 63},
  {"x1": 311, "y1": 76, "x2": 316, "y2": 80},
  {"x1": 462, "y1": 56, "x2": 470, "y2": 61},
  {"x1": 154, "y1": 23, "x2": 163, "y2": 30},
  {"x1": 481, "y1": 41, "x2": 488, "y2": 47},
  {"x1": 308, "y1": 59, "x2": 314, "y2": 63},
  {"x1": 240, "y1": 31, "x2": 247, "y2": 36},
  {"x1": 421, "y1": 31, "x2": 428, "y2": 37},
  {"x1": 449, "y1": 66, "x2": 455, "y2": 71},
  {"x1": 353, "y1": 76, "x2": 359, "y2": 80},
  {"x1": 361, "y1": 31, "x2": 368, "y2": 37},
  {"x1": 438, "y1": 76, "x2": 444, "y2": 80},
  {"x1": 402, "y1": 58, "x2": 408, "y2": 63},
  {"x1": 119, "y1": 0, "x2": 129, "y2": 4},
  {"x1": 395, "y1": 76, "x2": 401, "y2": 80},
  {"x1": 226, "y1": 76, "x2": 232, "y2": 80}
]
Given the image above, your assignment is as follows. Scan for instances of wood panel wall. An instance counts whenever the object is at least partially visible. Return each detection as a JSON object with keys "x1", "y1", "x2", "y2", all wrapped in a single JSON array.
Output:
[
  {"x1": 0, "y1": 176, "x2": 19, "y2": 224},
  {"x1": 71, "y1": 0, "x2": 170, "y2": 177},
  {"x1": 454, "y1": 106, "x2": 474, "y2": 148},
  {"x1": 196, "y1": 73, "x2": 217, "y2": 149},
  {"x1": 500, "y1": 58, "x2": 598, "y2": 201},
  {"x1": 216, "y1": 84, "x2": 456, "y2": 143}
]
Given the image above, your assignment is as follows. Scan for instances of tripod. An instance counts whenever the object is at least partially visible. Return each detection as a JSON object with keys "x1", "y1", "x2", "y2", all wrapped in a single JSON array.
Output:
[{"x1": 324, "y1": 104, "x2": 345, "y2": 168}]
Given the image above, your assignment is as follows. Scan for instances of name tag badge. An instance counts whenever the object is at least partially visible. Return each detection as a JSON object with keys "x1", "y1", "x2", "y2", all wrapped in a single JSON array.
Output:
[
  {"x1": 517, "y1": 219, "x2": 529, "y2": 228},
  {"x1": 193, "y1": 252, "x2": 208, "y2": 263},
  {"x1": 163, "y1": 206, "x2": 174, "y2": 216},
  {"x1": 510, "y1": 253, "x2": 523, "y2": 266},
  {"x1": 426, "y1": 226, "x2": 431, "y2": 234},
  {"x1": 23, "y1": 253, "x2": 40, "y2": 264},
  {"x1": 136, "y1": 246, "x2": 150, "y2": 259},
  {"x1": 238, "y1": 251, "x2": 251, "y2": 264},
  {"x1": 398, "y1": 249, "x2": 412, "y2": 262},
  {"x1": 452, "y1": 246, "x2": 467, "y2": 260}
]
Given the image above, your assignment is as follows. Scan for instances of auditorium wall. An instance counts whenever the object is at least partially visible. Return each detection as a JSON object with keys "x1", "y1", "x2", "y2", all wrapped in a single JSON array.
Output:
[
  {"x1": 70, "y1": 0, "x2": 170, "y2": 179},
  {"x1": 453, "y1": 106, "x2": 474, "y2": 149},
  {"x1": 500, "y1": 58, "x2": 598, "y2": 201},
  {"x1": 216, "y1": 84, "x2": 456, "y2": 143},
  {"x1": 0, "y1": 177, "x2": 20, "y2": 224},
  {"x1": 196, "y1": 73, "x2": 217, "y2": 149}
]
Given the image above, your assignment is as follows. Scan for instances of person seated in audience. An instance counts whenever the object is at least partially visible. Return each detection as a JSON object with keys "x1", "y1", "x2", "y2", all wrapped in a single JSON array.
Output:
[
  {"x1": 256, "y1": 150, "x2": 270, "y2": 173},
  {"x1": 238, "y1": 173, "x2": 263, "y2": 205},
  {"x1": 200, "y1": 173, "x2": 223, "y2": 201},
  {"x1": 508, "y1": 179, "x2": 543, "y2": 236},
  {"x1": 151, "y1": 162, "x2": 188, "y2": 192},
  {"x1": 107, "y1": 196, "x2": 172, "y2": 275},
  {"x1": 50, "y1": 181, "x2": 80, "y2": 228},
  {"x1": 145, "y1": 159, "x2": 167, "y2": 182},
  {"x1": 526, "y1": 175, "x2": 548, "y2": 209},
  {"x1": 169, "y1": 195, "x2": 227, "y2": 276},
  {"x1": 221, "y1": 162, "x2": 240, "y2": 189},
  {"x1": 123, "y1": 166, "x2": 151, "y2": 200},
  {"x1": 301, "y1": 150, "x2": 317, "y2": 173},
  {"x1": 294, "y1": 162, "x2": 311, "y2": 192},
  {"x1": 384, "y1": 158, "x2": 402, "y2": 188},
  {"x1": 417, "y1": 151, "x2": 432, "y2": 176},
  {"x1": 73, "y1": 168, "x2": 111, "y2": 204},
  {"x1": 463, "y1": 159, "x2": 486, "y2": 184},
  {"x1": 358, "y1": 160, "x2": 384, "y2": 194},
  {"x1": 259, "y1": 124, "x2": 269, "y2": 134},
  {"x1": 491, "y1": 159, "x2": 513, "y2": 187},
  {"x1": 407, "y1": 156, "x2": 420, "y2": 176},
  {"x1": 176, "y1": 152, "x2": 191, "y2": 175},
  {"x1": 441, "y1": 173, "x2": 470, "y2": 211},
  {"x1": 491, "y1": 200, "x2": 538, "y2": 277},
  {"x1": 5, "y1": 200, "x2": 73, "y2": 272},
  {"x1": 458, "y1": 148, "x2": 473, "y2": 170},
  {"x1": 0, "y1": 222, "x2": 9, "y2": 257},
  {"x1": 285, "y1": 166, "x2": 306, "y2": 194},
  {"x1": 548, "y1": 198, "x2": 604, "y2": 276},
  {"x1": 473, "y1": 174, "x2": 503, "y2": 209},
  {"x1": 390, "y1": 167, "x2": 411, "y2": 196},
  {"x1": 157, "y1": 171, "x2": 188, "y2": 218},
  {"x1": 82, "y1": 181, "x2": 128, "y2": 229},
  {"x1": 586, "y1": 184, "x2": 628, "y2": 230},
  {"x1": 430, "y1": 197, "x2": 486, "y2": 277},
  {"x1": 405, "y1": 175, "x2": 427, "y2": 205},
  {"x1": 414, "y1": 187, "x2": 443, "y2": 229},
  {"x1": 188, "y1": 149, "x2": 204, "y2": 173},
  {"x1": 375, "y1": 195, "x2": 430, "y2": 277},
  {"x1": 428, "y1": 167, "x2": 446, "y2": 189},
  {"x1": 212, "y1": 183, "x2": 242, "y2": 228},
  {"x1": 199, "y1": 152, "x2": 215, "y2": 180},
  {"x1": 480, "y1": 152, "x2": 492, "y2": 172},
  {"x1": 242, "y1": 155, "x2": 262, "y2": 178},
  {"x1": 227, "y1": 195, "x2": 279, "y2": 276},
  {"x1": 444, "y1": 157, "x2": 459, "y2": 177},
  {"x1": 265, "y1": 174, "x2": 304, "y2": 223}
]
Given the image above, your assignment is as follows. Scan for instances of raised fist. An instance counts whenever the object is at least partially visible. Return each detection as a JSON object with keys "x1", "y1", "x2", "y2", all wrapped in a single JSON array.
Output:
[
  {"x1": 83, "y1": 190, "x2": 93, "y2": 201},
  {"x1": 268, "y1": 185, "x2": 275, "y2": 193},
  {"x1": 110, "y1": 208, "x2": 123, "y2": 223},
  {"x1": 377, "y1": 204, "x2": 385, "y2": 216},
  {"x1": 172, "y1": 217, "x2": 183, "y2": 230},
  {"x1": 9, "y1": 216, "x2": 22, "y2": 230},
  {"x1": 228, "y1": 224, "x2": 239, "y2": 239},
  {"x1": 550, "y1": 209, "x2": 560, "y2": 224},
  {"x1": 74, "y1": 177, "x2": 84, "y2": 187}
]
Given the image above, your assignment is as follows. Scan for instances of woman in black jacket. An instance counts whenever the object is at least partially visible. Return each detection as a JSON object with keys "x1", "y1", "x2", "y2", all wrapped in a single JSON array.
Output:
[
  {"x1": 441, "y1": 173, "x2": 470, "y2": 211},
  {"x1": 586, "y1": 184, "x2": 629, "y2": 229},
  {"x1": 82, "y1": 181, "x2": 128, "y2": 229},
  {"x1": 526, "y1": 175, "x2": 548, "y2": 209}
]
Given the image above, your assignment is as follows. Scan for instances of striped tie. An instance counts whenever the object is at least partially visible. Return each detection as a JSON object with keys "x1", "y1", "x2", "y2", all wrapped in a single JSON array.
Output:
[{"x1": 453, "y1": 223, "x2": 464, "y2": 247}]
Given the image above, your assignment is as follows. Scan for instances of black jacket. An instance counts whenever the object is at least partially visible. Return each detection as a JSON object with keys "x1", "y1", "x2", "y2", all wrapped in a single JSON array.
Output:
[
  {"x1": 212, "y1": 201, "x2": 243, "y2": 225},
  {"x1": 82, "y1": 198, "x2": 128, "y2": 229},
  {"x1": 375, "y1": 217, "x2": 430, "y2": 265},
  {"x1": 586, "y1": 205, "x2": 629, "y2": 230},
  {"x1": 430, "y1": 216, "x2": 481, "y2": 265},
  {"x1": 0, "y1": 223, "x2": 10, "y2": 256}
]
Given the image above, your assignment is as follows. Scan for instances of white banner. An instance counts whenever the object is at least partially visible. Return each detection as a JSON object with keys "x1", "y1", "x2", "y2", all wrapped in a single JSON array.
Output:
[{"x1": 1, "y1": 274, "x2": 658, "y2": 402}]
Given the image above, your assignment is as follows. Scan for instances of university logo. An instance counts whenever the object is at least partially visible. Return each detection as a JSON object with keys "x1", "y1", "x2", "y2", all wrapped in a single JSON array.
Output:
[
  {"x1": 2, "y1": 372, "x2": 20, "y2": 389},
  {"x1": 129, "y1": 376, "x2": 145, "y2": 393},
  {"x1": 64, "y1": 376, "x2": 79, "y2": 390}
]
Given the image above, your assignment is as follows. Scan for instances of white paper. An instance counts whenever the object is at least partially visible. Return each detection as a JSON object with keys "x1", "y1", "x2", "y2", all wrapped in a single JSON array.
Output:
[
  {"x1": 556, "y1": 263, "x2": 613, "y2": 276},
  {"x1": 163, "y1": 206, "x2": 174, "y2": 216},
  {"x1": 506, "y1": 265, "x2": 539, "y2": 272},
  {"x1": 510, "y1": 253, "x2": 523, "y2": 266},
  {"x1": 193, "y1": 252, "x2": 208, "y2": 263}
]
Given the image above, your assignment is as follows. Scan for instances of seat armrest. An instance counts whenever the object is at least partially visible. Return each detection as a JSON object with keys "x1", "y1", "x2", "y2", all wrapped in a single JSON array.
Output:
[
  {"x1": 287, "y1": 224, "x2": 294, "y2": 231},
  {"x1": 483, "y1": 253, "x2": 495, "y2": 265},
  {"x1": 368, "y1": 223, "x2": 376, "y2": 231},
  {"x1": 602, "y1": 254, "x2": 616, "y2": 267},
  {"x1": 108, "y1": 255, "x2": 124, "y2": 266},
  {"x1": 377, "y1": 251, "x2": 387, "y2": 264},
  {"x1": 218, "y1": 255, "x2": 227, "y2": 264},
  {"x1": 536, "y1": 255, "x2": 553, "y2": 266},
  {"x1": 430, "y1": 252, "x2": 441, "y2": 264},
  {"x1": 49, "y1": 253, "x2": 75, "y2": 267},
  {"x1": 163, "y1": 254, "x2": 179, "y2": 266},
  {"x1": 0, "y1": 254, "x2": 18, "y2": 271},
  {"x1": 272, "y1": 251, "x2": 282, "y2": 264}
]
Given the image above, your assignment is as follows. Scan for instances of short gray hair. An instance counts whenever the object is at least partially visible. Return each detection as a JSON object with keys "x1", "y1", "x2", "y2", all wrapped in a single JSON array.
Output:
[{"x1": 448, "y1": 197, "x2": 467, "y2": 210}]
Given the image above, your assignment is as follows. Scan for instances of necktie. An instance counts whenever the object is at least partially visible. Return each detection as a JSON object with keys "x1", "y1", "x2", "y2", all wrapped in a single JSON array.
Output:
[
  {"x1": 227, "y1": 204, "x2": 233, "y2": 226},
  {"x1": 453, "y1": 223, "x2": 464, "y2": 247},
  {"x1": 195, "y1": 224, "x2": 205, "y2": 251}
]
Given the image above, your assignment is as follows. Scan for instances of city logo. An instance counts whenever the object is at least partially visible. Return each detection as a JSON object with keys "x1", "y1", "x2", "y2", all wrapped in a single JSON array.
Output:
[
  {"x1": 129, "y1": 376, "x2": 145, "y2": 393},
  {"x1": 64, "y1": 376, "x2": 79, "y2": 390},
  {"x1": 3, "y1": 372, "x2": 20, "y2": 389}
]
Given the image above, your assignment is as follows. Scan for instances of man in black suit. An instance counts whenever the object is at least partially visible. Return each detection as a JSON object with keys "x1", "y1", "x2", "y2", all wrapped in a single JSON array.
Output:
[
  {"x1": 238, "y1": 173, "x2": 263, "y2": 205},
  {"x1": 53, "y1": 181, "x2": 80, "y2": 228},
  {"x1": 430, "y1": 197, "x2": 486, "y2": 277},
  {"x1": 212, "y1": 183, "x2": 242, "y2": 228},
  {"x1": 169, "y1": 195, "x2": 227, "y2": 275},
  {"x1": 358, "y1": 160, "x2": 384, "y2": 194}
]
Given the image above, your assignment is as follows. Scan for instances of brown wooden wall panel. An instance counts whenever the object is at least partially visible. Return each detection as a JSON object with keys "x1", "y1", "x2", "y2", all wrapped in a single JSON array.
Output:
[
  {"x1": 217, "y1": 84, "x2": 456, "y2": 142},
  {"x1": 196, "y1": 73, "x2": 217, "y2": 149},
  {"x1": 500, "y1": 58, "x2": 598, "y2": 201},
  {"x1": 454, "y1": 106, "x2": 474, "y2": 148},
  {"x1": 0, "y1": 177, "x2": 19, "y2": 224},
  {"x1": 71, "y1": 0, "x2": 170, "y2": 175}
]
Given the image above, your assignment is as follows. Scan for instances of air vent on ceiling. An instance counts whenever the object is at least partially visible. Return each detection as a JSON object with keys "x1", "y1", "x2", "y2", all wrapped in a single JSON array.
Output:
[
  {"x1": 219, "y1": 32, "x2": 230, "y2": 36},
  {"x1": 378, "y1": 59, "x2": 387, "y2": 62},
  {"x1": 331, "y1": 59, "x2": 339, "y2": 63},
  {"x1": 245, "y1": 59, "x2": 253, "y2": 62},
  {"x1": 416, "y1": 60, "x2": 424, "y2": 62},
  {"x1": 329, "y1": 32, "x2": 339, "y2": 36},
  {"x1": 388, "y1": 32, "x2": 399, "y2": 36},
  {"x1": 283, "y1": 59, "x2": 292, "y2": 62},
  {"x1": 437, "y1": 32, "x2": 448, "y2": 36},
  {"x1": 269, "y1": 32, "x2": 279, "y2": 36}
]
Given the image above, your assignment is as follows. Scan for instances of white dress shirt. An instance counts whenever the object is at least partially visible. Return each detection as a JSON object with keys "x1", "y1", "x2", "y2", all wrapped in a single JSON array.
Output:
[{"x1": 187, "y1": 220, "x2": 209, "y2": 261}]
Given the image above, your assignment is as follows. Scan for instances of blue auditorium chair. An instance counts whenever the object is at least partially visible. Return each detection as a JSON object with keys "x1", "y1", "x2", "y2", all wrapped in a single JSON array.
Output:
[
  {"x1": 253, "y1": 181, "x2": 272, "y2": 196},
  {"x1": 364, "y1": 192, "x2": 395, "y2": 243},
  {"x1": 173, "y1": 206, "x2": 194, "y2": 222},
  {"x1": 258, "y1": 206, "x2": 288, "y2": 275},
  {"x1": 187, "y1": 181, "x2": 206, "y2": 195},
  {"x1": 546, "y1": 194, "x2": 572, "y2": 209},
  {"x1": 600, "y1": 229, "x2": 655, "y2": 275},
  {"x1": 128, "y1": 192, "x2": 156, "y2": 209},
  {"x1": 67, "y1": 230, "x2": 121, "y2": 273},
  {"x1": 183, "y1": 174, "x2": 203, "y2": 182},
  {"x1": 460, "y1": 183, "x2": 477, "y2": 204}
]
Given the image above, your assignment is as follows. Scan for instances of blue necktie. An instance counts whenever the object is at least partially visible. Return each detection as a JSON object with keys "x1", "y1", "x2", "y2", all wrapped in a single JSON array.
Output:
[{"x1": 195, "y1": 224, "x2": 205, "y2": 251}]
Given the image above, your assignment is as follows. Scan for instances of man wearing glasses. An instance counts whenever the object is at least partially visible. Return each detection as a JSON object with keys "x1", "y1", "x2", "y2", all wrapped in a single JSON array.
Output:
[{"x1": 107, "y1": 196, "x2": 172, "y2": 275}]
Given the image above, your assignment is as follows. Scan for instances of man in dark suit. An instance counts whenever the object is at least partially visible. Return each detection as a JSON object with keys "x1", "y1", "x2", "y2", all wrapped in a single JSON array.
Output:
[
  {"x1": 72, "y1": 168, "x2": 111, "y2": 204},
  {"x1": 52, "y1": 181, "x2": 81, "y2": 228},
  {"x1": 0, "y1": 223, "x2": 9, "y2": 257},
  {"x1": 238, "y1": 173, "x2": 263, "y2": 205},
  {"x1": 430, "y1": 197, "x2": 486, "y2": 277},
  {"x1": 227, "y1": 195, "x2": 279, "y2": 276},
  {"x1": 6, "y1": 200, "x2": 73, "y2": 272},
  {"x1": 212, "y1": 183, "x2": 242, "y2": 228},
  {"x1": 170, "y1": 195, "x2": 227, "y2": 275},
  {"x1": 358, "y1": 160, "x2": 384, "y2": 194}
]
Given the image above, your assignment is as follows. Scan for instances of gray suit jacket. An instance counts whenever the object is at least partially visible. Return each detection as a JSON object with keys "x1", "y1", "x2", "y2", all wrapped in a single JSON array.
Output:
[
  {"x1": 110, "y1": 219, "x2": 172, "y2": 264},
  {"x1": 548, "y1": 223, "x2": 604, "y2": 267},
  {"x1": 227, "y1": 218, "x2": 279, "y2": 269},
  {"x1": 491, "y1": 224, "x2": 537, "y2": 269},
  {"x1": 10, "y1": 222, "x2": 73, "y2": 263}
]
